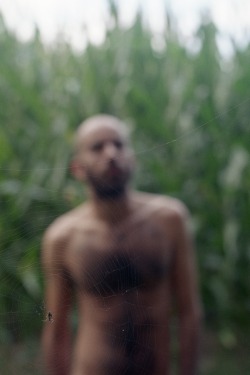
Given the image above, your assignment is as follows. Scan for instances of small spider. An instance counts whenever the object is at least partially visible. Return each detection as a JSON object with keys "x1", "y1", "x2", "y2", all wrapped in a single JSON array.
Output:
[{"x1": 43, "y1": 311, "x2": 54, "y2": 323}]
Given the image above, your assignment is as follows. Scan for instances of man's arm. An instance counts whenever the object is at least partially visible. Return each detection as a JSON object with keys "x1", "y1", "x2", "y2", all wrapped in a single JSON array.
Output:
[
  {"x1": 41, "y1": 228, "x2": 73, "y2": 375},
  {"x1": 170, "y1": 204, "x2": 202, "y2": 375}
]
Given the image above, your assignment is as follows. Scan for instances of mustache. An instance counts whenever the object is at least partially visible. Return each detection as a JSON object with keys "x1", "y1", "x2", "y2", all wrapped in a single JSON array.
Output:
[{"x1": 106, "y1": 159, "x2": 121, "y2": 169}]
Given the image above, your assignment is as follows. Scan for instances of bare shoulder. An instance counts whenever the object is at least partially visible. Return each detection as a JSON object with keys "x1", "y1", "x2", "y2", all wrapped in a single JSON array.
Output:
[
  {"x1": 42, "y1": 203, "x2": 90, "y2": 260},
  {"x1": 134, "y1": 191, "x2": 189, "y2": 221},
  {"x1": 157, "y1": 195, "x2": 189, "y2": 220},
  {"x1": 137, "y1": 193, "x2": 193, "y2": 251}
]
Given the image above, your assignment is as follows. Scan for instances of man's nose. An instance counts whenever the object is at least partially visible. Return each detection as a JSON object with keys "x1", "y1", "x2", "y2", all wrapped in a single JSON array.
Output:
[{"x1": 104, "y1": 143, "x2": 118, "y2": 159}]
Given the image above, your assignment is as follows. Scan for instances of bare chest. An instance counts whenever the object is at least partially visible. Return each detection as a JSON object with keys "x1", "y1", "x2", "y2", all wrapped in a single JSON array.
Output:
[{"x1": 65, "y1": 218, "x2": 173, "y2": 296}]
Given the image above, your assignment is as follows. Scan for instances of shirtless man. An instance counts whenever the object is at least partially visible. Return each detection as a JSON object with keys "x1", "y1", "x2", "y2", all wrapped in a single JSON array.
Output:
[{"x1": 41, "y1": 114, "x2": 202, "y2": 375}]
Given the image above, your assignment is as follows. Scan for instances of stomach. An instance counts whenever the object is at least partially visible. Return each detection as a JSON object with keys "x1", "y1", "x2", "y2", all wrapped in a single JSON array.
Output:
[
  {"x1": 72, "y1": 285, "x2": 171, "y2": 374},
  {"x1": 72, "y1": 315, "x2": 169, "y2": 375}
]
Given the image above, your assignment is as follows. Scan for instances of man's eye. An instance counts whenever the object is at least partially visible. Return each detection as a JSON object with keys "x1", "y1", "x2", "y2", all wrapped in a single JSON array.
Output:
[
  {"x1": 114, "y1": 141, "x2": 123, "y2": 149},
  {"x1": 92, "y1": 143, "x2": 103, "y2": 152}
]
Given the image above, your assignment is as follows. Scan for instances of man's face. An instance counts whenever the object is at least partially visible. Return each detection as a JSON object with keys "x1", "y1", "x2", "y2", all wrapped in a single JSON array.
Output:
[{"x1": 76, "y1": 122, "x2": 134, "y2": 199}]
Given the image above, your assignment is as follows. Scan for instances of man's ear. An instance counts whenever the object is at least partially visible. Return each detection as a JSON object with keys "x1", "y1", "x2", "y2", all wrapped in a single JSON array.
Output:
[{"x1": 70, "y1": 159, "x2": 86, "y2": 181}]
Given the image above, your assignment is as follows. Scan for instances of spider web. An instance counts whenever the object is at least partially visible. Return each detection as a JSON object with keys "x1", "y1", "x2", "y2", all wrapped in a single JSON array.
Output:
[
  {"x1": 0, "y1": 1, "x2": 250, "y2": 372},
  {"x1": 0, "y1": 94, "x2": 249, "y2": 375}
]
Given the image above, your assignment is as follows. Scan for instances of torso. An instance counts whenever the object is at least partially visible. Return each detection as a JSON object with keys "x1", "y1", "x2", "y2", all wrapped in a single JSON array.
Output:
[{"x1": 52, "y1": 192, "x2": 181, "y2": 375}]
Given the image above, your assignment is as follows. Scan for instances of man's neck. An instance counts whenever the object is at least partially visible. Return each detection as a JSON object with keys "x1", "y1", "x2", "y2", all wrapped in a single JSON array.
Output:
[{"x1": 89, "y1": 189, "x2": 134, "y2": 224}]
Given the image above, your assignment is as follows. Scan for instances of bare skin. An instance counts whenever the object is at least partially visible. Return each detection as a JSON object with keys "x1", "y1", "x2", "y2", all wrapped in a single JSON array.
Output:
[{"x1": 41, "y1": 115, "x2": 202, "y2": 375}]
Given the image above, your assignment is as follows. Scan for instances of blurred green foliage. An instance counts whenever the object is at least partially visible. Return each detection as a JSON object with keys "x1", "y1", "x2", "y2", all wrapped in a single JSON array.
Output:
[{"x1": 0, "y1": 3, "x2": 250, "y2": 343}]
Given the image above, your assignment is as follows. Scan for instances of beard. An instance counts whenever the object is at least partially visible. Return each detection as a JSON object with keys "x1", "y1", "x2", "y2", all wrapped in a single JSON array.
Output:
[
  {"x1": 85, "y1": 168, "x2": 131, "y2": 200},
  {"x1": 94, "y1": 184, "x2": 126, "y2": 199}
]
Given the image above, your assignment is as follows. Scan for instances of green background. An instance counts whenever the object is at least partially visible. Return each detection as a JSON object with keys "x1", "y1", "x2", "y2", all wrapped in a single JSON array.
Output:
[{"x1": 0, "y1": 2, "x2": 249, "y2": 373}]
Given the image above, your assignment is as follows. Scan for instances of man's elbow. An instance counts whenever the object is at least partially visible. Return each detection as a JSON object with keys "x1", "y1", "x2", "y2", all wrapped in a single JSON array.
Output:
[{"x1": 42, "y1": 326, "x2": 71, "y2": 374}]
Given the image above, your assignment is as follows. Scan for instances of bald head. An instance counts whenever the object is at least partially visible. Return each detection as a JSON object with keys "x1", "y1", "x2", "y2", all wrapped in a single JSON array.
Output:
[
  {"x1": 71, "y1": 114, "x2": 135, "y2": 198},
  {"x1": 74, "y1": 114, "x2": 131, "y2": 153}
]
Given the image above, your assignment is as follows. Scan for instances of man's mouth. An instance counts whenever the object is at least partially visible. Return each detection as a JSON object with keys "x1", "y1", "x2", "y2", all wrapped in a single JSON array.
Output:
[{"x1": 106, "y1": 165, "x2": 122, "y2": 177}]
